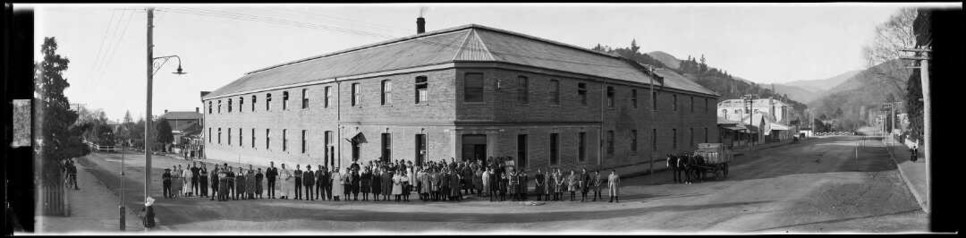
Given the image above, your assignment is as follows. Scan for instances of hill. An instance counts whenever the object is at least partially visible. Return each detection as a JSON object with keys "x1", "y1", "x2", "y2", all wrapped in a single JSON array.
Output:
[
  {"x1": 771, "y1": 84, "x2": 820, "y2": 104},
  {"x1": 807, "y1": 60, "x2": 911, "y2": 131},
  {"x1": 784, "y1": 70, "x2": 862, "y2": 93},
  {"x1": 646, "y1": 51, "x2": 681, "y2": 69}
]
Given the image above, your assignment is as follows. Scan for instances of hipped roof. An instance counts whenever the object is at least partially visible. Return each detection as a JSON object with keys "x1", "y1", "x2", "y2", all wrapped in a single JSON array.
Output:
[{"x1": 203, "y1": 24, "x2": 718, "y2": 100}]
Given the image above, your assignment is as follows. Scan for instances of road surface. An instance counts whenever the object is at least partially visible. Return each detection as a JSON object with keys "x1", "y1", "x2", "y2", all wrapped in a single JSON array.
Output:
[{"x1": 74, "y1": 134, "x2": 926, "y2": 233}]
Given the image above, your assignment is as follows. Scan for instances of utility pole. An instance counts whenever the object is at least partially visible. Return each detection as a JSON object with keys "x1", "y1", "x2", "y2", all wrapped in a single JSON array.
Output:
[
  {"x1": 144, "y1": 7, "x2": 154, "y2": 213},
  {"x1": 901, "y1": 47, "x2": 930, "y2": 213}
]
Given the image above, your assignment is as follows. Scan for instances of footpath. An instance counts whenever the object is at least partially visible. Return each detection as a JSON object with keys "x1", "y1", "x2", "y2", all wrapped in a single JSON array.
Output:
[
  {"x1": 37, "y1": 160, "x2": 146, "y2": 234},
  {"x1": 880, "y1": 136, "x2": 928, "y2": 213}
]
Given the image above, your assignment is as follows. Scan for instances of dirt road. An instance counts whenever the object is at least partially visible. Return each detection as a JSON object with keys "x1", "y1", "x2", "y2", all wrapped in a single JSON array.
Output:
[{"x1": 76, "y1": 135, "x2": 926, "y2": 233}]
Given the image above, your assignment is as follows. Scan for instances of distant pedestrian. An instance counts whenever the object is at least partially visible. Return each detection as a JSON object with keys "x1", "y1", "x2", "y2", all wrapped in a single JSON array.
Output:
[
  {"x1": 608, "y1": 169, "x2": 621, "y2": 203},
  {"x1": 382, "y1": 168, "x2": 393, "y2": 201},
  {"x1": 554, "y1": 169, "x2": 565, "y2": 201},
  {"x1": 519, "y1": 169, "x2": 529, "y2": 201},
  {"x1": 910, "y1": 144, "x2": 919, "y2": 162}
]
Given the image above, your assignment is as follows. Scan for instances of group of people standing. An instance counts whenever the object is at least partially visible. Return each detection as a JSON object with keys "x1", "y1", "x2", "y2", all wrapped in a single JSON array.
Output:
[{"x1": 159, "y1": 157, "x2": 622, "y2": 203}]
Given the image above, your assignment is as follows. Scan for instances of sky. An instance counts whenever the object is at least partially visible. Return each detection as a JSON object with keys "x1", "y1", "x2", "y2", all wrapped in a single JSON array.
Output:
[{"x1": 23, "y1": 3, "x2": 952, "y2": 121}]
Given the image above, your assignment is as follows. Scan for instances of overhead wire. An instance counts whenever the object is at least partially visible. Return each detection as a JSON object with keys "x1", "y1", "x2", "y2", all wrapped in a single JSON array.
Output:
[
  {"x1": 93, "y1": 10, "x2": 136, "y2": 82},
  {"x1": 90, "y1": 10, "x2": 119, "y2": 79}
]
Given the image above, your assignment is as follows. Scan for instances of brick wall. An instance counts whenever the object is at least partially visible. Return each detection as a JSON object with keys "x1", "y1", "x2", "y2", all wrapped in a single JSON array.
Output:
[{"x1": 202, "y1": 64, "x2": 718, "y2": 175}]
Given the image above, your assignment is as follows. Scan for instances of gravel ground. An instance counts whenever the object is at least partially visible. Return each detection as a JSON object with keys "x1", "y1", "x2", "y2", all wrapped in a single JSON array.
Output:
[{"x1": 69, "y1": 134, "x2": 927, "y2": 234}]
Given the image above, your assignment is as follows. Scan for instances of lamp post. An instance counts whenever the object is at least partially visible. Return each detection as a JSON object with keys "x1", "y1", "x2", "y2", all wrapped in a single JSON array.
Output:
[{"x1": 144, "y1": 7, "x2": 187, "y2": 229}]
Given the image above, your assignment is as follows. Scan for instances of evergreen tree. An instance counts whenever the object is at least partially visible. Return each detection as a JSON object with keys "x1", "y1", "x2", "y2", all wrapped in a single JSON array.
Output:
[
  {"x1": 35, "y1": 37, "x2": 88, "y2": 186},
  {"x1": 155, "y1": 117, "x2": 174, "y2": 152},
  {"x1": 630, "y1": 39, "x2": 641, "y2": 53}
]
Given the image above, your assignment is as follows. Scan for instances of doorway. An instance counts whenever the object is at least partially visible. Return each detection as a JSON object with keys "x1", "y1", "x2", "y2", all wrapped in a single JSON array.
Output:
[{"x1": 461, "y1": 134, "x2": 487, "y2": 163}]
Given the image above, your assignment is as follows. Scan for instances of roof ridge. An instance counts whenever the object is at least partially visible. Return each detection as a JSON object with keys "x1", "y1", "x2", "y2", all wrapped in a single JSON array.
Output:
[
  {"x1": 451, "y1": 28, "x2": 475, "y2": 62},
  {"x1": 467, "y1": 25, "x2": 622, "y2": 61},
  {"x1": 246, "y1": 24, "x2": 479, "y2": 75},
  {"x1": 472, "y1": 29, "x2": 496, "y2": 61}
]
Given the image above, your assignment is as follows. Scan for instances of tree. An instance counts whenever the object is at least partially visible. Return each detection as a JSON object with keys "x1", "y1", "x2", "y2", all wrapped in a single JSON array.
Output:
[
  {"x1": 155, "y1": 117, "x2": 174, "y2": 152},
  {"x1": 862, "y1": 8, "x2": 917, "y2": 100},
  {"x1": 34, "y1": 37, "x2": 88, "y2": 187},
  {"x1": 630, "y1": 39, "x2": 640, "y2": 53}
]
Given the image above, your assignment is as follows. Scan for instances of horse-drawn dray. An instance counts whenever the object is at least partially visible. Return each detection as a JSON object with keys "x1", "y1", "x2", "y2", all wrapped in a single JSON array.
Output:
[{"x1": 691, "y1": 143, "x2": 733, "y2": 181}]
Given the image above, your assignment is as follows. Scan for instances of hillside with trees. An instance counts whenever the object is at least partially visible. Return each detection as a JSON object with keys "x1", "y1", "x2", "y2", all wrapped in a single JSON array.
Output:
[{"x1": 591, "y1": 41, "x2": 809, "y2": 126}]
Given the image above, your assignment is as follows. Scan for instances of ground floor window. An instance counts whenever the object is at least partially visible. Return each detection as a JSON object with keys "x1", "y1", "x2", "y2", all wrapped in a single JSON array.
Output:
[
  {"x1": 549, "y1": 133, "x2": 559, "y2": 165},
  {"x1": 415, "y1": 134, "x2": 427, "y2": 166}
]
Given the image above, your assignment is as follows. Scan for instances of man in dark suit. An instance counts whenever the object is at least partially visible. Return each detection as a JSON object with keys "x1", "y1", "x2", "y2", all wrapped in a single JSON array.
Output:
[
  {"x1": 303, "y1": 165, "x2": 315, "y2": 201},
  {"x1": 294, "y1": 164, "x2": 303, "y2": 200},
  {"x1": 199, "y1": 163, "x2": 210, "y2": 198},
  {"x1": 315, "y1": 164, "x2": 325, "y2": 200},
  {"x1": 162, "y1": 168, "x2": 172, "y2": 198},
  {"x1": 190, "y1": 162, "x2": 201, "y2": 197},
  {"x1": 266, "y1": 161, "x2": 278, "y2": 199}
]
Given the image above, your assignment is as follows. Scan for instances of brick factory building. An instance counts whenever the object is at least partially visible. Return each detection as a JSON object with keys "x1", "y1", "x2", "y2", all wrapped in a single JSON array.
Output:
[{"x1": 201, "y1": 20, "x2": 719, "y2": 174}]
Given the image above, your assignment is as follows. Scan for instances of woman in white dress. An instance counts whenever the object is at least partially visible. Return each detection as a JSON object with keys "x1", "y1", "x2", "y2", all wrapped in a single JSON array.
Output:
[
  {"x1": 392, "y1": 170, "x2": 404, "y2": 202},
  {"x1": 182, "y1": 164, "x2": 193, "y2": 196},
  {"x1": 171, "y1": 165, "x2": 182, "y2": 198},
  {"x1": 331, "y1": 167, "x2": 344, "y2": 201},
  {"x1": 280, "y1": 164, "x2": 293, "y2": 199}
]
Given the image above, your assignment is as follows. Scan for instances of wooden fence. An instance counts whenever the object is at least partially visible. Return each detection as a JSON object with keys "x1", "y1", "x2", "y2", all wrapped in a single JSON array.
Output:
[{"x1": 40, "y1": 177, "x2": 69, "y2": 217}]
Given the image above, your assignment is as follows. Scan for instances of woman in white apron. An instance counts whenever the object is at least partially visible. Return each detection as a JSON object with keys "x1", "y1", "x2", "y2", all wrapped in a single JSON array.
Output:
[
  {"x1": 331, "y1": 167, "x2": 344, "y2": 201},
  {"x1": 280, "y1": 164, "x2": 293, "y2": 199}
]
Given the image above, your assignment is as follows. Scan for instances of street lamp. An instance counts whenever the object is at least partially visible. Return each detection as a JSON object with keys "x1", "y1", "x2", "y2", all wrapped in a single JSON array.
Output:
[{"x1": 143, "y1": 7, "x2": 187, "y2": 229}]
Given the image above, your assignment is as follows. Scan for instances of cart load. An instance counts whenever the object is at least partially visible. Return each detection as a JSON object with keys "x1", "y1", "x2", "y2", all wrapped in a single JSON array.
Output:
[
  {"x1": 695, "y1": 143, "x2": 732, "y2": 164},
  {"x1": 691, "y1": 143, "x2": 733, "y2": 180}
]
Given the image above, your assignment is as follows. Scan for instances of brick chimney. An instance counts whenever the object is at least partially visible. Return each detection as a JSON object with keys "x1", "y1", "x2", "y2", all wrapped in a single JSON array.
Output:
[
  {"x1": 417, "y1": 17, "x2": 425, "y2": 34},
  {"x1": 195, "y1": 107, "x2": 199, "y2": 113},
  {"x1": 164, "y1": 109, "x2": 168, "y2": 114}
]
